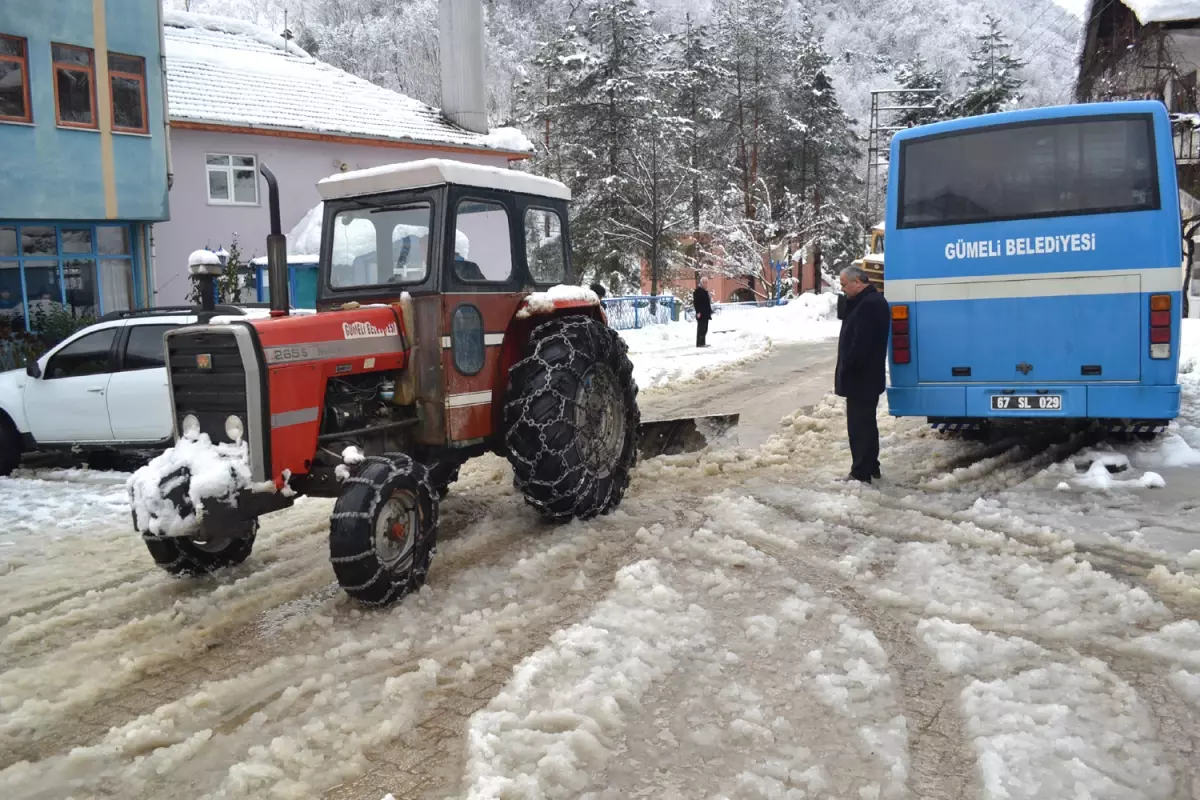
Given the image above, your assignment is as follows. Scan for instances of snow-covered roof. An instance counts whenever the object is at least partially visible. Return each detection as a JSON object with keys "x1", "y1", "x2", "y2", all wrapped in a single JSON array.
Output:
[
  {"x1": 318, "y1": 159, "x2": 571, "y2": 202},
  {"x1": 163, "y1": 11, "x2": 533, "y2": 157},
  {"x1": 1120, "y1": 0, "x2": 1200, "y2": 24}
]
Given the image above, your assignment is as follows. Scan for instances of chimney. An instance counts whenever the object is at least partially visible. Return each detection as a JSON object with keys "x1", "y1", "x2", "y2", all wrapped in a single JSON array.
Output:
[{"x1": 439, "y1": 0, "x2": 489, "y2": 134}]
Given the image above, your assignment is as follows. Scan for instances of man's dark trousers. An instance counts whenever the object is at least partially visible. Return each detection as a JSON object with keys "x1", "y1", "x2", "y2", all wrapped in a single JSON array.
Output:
[
  {"x1": 696, "y1": 317, "x2": 709, "y2": 347},
  {"x1": 845, "y1": 394, "x2": 880, "y2": 481}
]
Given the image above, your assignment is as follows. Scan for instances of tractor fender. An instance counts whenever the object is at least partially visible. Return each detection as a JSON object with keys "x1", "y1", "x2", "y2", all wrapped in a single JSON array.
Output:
[{"x1": 491, "y1": 304, "x2": 605, "y2": 436}]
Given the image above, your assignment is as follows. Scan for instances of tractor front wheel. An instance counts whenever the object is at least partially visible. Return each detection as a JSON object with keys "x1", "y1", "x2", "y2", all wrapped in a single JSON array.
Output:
[
  {"x1": 503, "y1": 315, "x2": 639, "y2": 521},
  {"x1": 329, "y1": 454, "x2": 438, "y2": 606},
  {"x1": 144, "y1": 524, "x2": 257, "y2": 575}
]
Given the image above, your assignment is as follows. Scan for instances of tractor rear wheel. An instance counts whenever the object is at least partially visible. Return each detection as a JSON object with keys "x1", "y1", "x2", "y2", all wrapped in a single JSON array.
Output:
[
  {"x1": 503, "y1": 315, "x2": 639, "y2": 522},
  {"x1": 144, "y1": 524, "x2": 258, "y2": 575},
  {"x1": 329, "y1": 454, "x2": 438, "y2": 606}
]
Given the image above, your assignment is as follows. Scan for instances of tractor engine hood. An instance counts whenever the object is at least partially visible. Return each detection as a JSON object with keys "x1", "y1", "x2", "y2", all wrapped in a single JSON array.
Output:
[{"x1": 248, "y1": 305, "x2": 408, "y2": 368}]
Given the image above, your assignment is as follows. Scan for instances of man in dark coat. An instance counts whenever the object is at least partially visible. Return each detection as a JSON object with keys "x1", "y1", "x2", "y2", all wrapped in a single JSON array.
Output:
[
  {"x1": 693, "y1": 277, "x2": 713, "y2": 347},
  {"x1": 834, "y1": 266, "x2": 891, "y2": 483}
]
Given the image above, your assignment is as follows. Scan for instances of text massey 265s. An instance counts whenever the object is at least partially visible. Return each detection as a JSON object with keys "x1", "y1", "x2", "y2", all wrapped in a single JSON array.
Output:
[{"x1": 129, "y1": 159, "x2": 734, "y2": 606}]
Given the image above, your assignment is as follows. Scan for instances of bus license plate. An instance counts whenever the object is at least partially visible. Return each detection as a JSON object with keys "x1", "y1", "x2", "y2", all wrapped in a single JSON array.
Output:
[{"x1": 991, "y1": 395, "x2": 1061, "y2": 411}]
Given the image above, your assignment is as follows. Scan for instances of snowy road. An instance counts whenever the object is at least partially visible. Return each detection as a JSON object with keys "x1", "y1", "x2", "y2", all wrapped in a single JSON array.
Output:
[
  {"x1": 3, "y1": 334, "x2": 1200, "y2": 799},
  {"x1": 640, "y1": 341, "x2": 838, "y2": 451}
]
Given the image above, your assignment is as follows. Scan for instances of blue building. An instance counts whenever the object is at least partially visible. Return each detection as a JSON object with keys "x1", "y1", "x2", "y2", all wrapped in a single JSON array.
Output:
[{"x1": 0, "y1": 0, "x2": 169, "y2": 332}]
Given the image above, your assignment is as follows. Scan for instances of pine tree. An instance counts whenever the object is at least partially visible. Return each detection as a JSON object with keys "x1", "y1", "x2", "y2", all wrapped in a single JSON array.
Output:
[
  {"x1": 952, "y1": 15, "x2": 1026, "y2": 118},
  {"x1": 893, "y1": 55, "x2": 948, "y2": 128},
  {"x1": 670, "y1": 15, "x2": 726, "y2": 277},
  {"x1": 771, "y1": 14, "x2": 861, "y2": 292},
  {"x1": 523, "y1": 0, "x2": 660, "y2": 283}
]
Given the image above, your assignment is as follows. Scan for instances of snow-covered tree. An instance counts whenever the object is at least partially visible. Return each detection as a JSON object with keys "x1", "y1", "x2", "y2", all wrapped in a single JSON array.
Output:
[
  {"x1": 893, "y1": 55, "x2": 949, "y2": 128},
  {"x1": 523, "y1": 0, "x2": 662, "y2": 282},
  {"x1": 951, "y1": 14, "x2": 1027, "y2": 118},
  {"x1": 668, "y1": 15, "x2": 727, "y2": 276}
]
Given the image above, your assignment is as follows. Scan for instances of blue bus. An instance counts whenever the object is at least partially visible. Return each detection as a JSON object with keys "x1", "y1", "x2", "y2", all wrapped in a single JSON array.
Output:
[{"x1": 885, "y1": 101, "x2": 1184, "y2": 437}]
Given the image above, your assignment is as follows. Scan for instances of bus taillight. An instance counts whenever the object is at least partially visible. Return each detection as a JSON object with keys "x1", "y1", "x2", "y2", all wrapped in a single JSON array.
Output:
[
  {"x1": 891, "y1": 305, "x2": 911, "y2": 364},
  {"x1": 1149, "y1": 294, "x2": 1171, "y2": 359}
]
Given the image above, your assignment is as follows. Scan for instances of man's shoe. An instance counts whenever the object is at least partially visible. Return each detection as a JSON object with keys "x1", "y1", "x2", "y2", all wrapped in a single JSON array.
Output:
[
  {"x1": 839, "y1": 473, "x2": 872, "y2": 484},
  {"x1": 872, "y1": 468, "x2": 881, "y2": 480}
]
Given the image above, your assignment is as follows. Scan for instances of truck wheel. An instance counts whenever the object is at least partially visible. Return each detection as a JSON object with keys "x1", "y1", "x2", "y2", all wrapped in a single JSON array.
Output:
[
  {"x1": 0, "y1": 417, "x2": 21, "y2": 477},
  {"x1": 504, "y1": 315, "x2": 639, "y2": 521},
  {"x1": 144, "y1": 524, "x2": 257, "y2": 575},
  {"x1": 329, "y1": 454, "x2": 438, "y2": 607}
]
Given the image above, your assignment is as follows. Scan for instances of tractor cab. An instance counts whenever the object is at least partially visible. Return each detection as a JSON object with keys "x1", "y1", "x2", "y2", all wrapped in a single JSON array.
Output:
[{"x1": 311, "y1": 160, "x2": 588, "y2": 450}]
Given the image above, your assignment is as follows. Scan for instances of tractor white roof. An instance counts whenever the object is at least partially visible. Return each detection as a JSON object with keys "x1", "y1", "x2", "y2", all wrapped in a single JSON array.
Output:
[{"x1": 317, "y1": 159, "x2": 571, "y2": 202}]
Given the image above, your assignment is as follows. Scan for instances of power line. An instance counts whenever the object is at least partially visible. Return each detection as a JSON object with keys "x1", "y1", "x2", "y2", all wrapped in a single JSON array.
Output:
[{"x1": 1008, "y1": 3, "x2": 1062, "y2": 53}]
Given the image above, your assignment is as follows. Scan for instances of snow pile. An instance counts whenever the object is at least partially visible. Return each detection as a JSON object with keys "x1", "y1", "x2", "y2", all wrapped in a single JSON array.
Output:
[
  {"x1": 477, "y1": 127, "x2": 536, "y2": 154},
  {"x1": 709, "y1": 292, "x2": 841, "y2": 345},
  {"x1": 918, "y1": 619, "x2": 1173, "y2": 800},
  {"x1": 462, "y1": 559, "x2": 710, "y2": 798},
  {"x1": 0, "y1": 469, "x2": 131, "y2": 546},
  {"x1": 187, "y1": 249, "x2": 222, "y2": 273},
  {"x1": 516, "y1": 284, "x2": 600, "y2": 318},
  {"x1": 618, "y1": 292, "x2": 839, "y2": 391},
  {"x1": 620, "y1": 322, "x2": 770, "y2": 390},
  {"x1": 127, "y1": 433, "x2": 267, "y2": 537}
]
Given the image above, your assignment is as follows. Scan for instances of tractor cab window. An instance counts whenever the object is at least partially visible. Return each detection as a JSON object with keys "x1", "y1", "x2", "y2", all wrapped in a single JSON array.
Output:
[
  {"x1": 329, "y1": 202, "x2": 433, "y2": 288},
  {"x1": 452, "y1": 200, "x2": 512, "y2": 283},
  {"x1": 524, "y1": 208, "x2": 566, "y2": 284}
]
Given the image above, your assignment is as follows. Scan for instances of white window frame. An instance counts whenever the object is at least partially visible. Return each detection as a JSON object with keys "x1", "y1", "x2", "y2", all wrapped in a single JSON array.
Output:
[{"x1": 205, "y1": 153, "x2": 259, "y2": 206}]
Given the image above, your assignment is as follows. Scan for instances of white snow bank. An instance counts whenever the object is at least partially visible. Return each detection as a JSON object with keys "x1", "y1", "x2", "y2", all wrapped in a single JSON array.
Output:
[
  {"x1": 919, "y1": 620, "x2": 1172, "y2": 800},
  {"x1": 619, "y1": 292, "x2": 839, "y2": 391},
  {"x1": 127, "y1": 433, "x2": 271, "y2": 537},
  {"x1": 709, "y1": 292, "x2": 841, "y2": 345},
  {"x1": 462, "y1": 559, "x2": 710, "y2": 798},
  {"x1": 1123, "y1": 0, "x2": 1200, "y2": 25},
  {"x1": 516, "y1": 284, "x2": 600, "y2": 319}
]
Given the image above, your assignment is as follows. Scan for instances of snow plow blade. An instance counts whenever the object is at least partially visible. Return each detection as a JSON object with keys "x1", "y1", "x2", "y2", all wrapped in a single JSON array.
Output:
[{"x1": 637, "y1": 413, "x2": 740, "y2": 458}]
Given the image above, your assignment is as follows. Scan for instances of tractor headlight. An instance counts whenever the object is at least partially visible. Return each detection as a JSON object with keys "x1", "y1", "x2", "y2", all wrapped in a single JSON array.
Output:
[
  {"x1": 181, "y1": 414, "x2": 201, "y2": 440},
  {"x1": 225, "y1": 415, "x2": 245, "y2": 443}
]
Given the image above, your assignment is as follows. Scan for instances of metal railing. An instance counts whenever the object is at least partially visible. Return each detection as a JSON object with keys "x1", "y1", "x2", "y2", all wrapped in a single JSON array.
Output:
[
  {"x1": 601, "y1": 294, "x2": 791, "y2": 329},
  {"x1": 601, "y1": 295, "x2": 681, "y2": 330}
]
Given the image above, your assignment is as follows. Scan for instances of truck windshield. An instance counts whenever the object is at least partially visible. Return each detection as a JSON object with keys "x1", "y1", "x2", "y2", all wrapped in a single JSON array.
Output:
[
  {"x1": 898, "y1": 115, "x2": 1159, "y2": 229},
  {"x1": 329, "y1": 202, "x2": 433, "y2": 288}
]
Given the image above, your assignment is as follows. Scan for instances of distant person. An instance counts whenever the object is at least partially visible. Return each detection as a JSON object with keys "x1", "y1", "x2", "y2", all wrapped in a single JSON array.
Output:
[
  {"x1": 589, "y1": 283, "x2": 607, "y2": 300},
  {"x1": 834, "y1": 266, "x2": 890, "y2": 483},
  {"x1": 693, "y1": 277, "x2": 713, "y2": 348}
]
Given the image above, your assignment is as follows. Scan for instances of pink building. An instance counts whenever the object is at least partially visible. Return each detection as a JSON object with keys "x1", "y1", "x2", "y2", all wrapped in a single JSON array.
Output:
[{"x1": 153, "y1": 11, "x2": 531, "y2": 304}]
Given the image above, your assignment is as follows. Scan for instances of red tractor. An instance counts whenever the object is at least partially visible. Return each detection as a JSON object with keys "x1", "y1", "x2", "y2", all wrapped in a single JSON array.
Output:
[{"x1": 129, "y1": 160, "x2": 649, "y2": 606}]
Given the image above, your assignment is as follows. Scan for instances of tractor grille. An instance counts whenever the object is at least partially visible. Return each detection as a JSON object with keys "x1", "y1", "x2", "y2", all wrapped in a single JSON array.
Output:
[{"x1": 167, "y1": 328, "x2": 249, "y2": 445}]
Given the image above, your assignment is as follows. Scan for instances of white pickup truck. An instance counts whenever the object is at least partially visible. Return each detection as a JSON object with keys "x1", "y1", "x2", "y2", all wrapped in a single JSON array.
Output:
[{"x1": 0, "y1": 306, "x2": 287, "y2": 475}]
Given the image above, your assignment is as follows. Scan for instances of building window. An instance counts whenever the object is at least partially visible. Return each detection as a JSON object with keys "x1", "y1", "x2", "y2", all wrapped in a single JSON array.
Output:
[
  {"x1": 52, "y1": 43, "x2": 96, "y2": 129},
  {"x1": 0, "y1": 34, "x2": 31, "y2": 123},
  {"x1": 0, "y1": 223, "x2": 139, "y2": 336},
  {"x1": 108, "y1": 53, "x2": 146, "y2": 133},
  {"x1": 206, "y1": 154, "x2": 258, "y2": 205}
]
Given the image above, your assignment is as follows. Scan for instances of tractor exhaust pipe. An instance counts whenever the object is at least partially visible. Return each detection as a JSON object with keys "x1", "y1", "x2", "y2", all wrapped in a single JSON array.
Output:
[{"x1": 260, "y1": 163, "x2": 289, "y2": 317}]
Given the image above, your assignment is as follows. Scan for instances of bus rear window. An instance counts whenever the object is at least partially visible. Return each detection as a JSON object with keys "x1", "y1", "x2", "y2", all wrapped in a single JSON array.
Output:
[{"x1": 898, "y1": 116, "x2": 1159, "y2": 229}]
